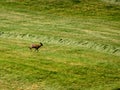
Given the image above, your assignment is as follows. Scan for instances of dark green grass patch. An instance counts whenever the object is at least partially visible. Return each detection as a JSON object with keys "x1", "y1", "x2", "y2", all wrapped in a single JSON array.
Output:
[{"x1": 0, "y1": 0, "x2": 120, "y2": 18}]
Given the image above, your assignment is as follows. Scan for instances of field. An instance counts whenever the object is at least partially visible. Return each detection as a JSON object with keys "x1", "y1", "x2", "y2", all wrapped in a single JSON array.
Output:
[{"x1": 0, "y1": 0, "x2": 120, "y2": 90}]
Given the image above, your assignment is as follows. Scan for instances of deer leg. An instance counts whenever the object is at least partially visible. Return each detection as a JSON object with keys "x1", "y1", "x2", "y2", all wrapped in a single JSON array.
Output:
[
  {"x1": 36, "y1": 48, "x2": 39, "y2": 52},
  {"x1": 29, "y1": 47, "x2": 32, "y2": 51}
]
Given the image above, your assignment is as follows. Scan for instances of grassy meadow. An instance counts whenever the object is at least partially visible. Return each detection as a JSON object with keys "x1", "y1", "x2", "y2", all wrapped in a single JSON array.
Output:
[{"x1": 0, "y1": 0, "x2": 120, "y2": 90}]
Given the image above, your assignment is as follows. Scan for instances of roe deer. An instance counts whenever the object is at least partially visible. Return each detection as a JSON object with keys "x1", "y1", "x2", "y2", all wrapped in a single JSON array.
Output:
[{"x1": 29, "y1": 42, "x2": 43, "y2": 51}]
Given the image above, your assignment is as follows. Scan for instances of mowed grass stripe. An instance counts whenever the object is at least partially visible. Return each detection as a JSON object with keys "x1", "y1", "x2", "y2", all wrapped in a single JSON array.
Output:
[{"x1": 0, "y1": 31, "x2": 120, "y2": 56}]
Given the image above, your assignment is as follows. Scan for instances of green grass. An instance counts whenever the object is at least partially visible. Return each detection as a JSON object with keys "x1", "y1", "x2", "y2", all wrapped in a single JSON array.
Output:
[
  {"x1": 0, "y1": 0, "x2": 120, "y2": 90},
  {"x1": 0, "y1": 38, "x2": 120, "y2": 90}
]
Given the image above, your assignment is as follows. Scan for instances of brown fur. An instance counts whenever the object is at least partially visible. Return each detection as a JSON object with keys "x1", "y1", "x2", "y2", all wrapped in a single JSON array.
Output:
[{"x1": 29, "y1": 42, "x2": 43, "y2": 51}]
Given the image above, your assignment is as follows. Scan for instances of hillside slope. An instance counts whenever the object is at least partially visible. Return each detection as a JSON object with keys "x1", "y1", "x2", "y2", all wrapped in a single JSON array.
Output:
[{"x1": 0, "y1": 0, "x2": 120, "y2": 90}]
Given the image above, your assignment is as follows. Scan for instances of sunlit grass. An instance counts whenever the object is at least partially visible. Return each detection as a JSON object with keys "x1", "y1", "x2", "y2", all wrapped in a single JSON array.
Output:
[
  {"x1": 0, "y1": 37, "x2": 120, "y2": 90},
  {"x1": 0, "y1": 0, "x2": 120, "y2": 90}
]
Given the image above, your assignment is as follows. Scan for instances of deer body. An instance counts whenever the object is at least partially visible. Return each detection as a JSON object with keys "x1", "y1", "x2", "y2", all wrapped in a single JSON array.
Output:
[{"x1": 29, "y1": 42, "x2": 43, "y2": 51}]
